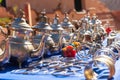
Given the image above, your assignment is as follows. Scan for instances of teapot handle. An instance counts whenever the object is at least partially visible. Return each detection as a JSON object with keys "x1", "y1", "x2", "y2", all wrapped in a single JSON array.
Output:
[{"x1": 0, "y1": 25, "x2": 11, "y2": 38}]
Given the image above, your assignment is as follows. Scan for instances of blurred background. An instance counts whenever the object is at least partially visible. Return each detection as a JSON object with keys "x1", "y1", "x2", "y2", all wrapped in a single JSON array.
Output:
[{"x1": 0, "y1": 0, "x2": 120, "y2": 41}]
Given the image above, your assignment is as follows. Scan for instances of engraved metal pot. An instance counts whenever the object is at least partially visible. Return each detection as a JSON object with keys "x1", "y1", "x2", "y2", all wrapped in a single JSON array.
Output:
[{"x1": 0, "y1": 17, "x2": 48, "y2": 68}]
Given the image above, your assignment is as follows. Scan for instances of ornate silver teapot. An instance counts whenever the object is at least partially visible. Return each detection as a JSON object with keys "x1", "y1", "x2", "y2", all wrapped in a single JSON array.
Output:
[
  {"x1": 51, "y1": 14, "x2": 66, "y2": 51},
  {"x1": 61, "y1": 13, "x2": 75, "y2": 44},
  {"x1": 32, "y1": 23, "x2": 53, "y2": 48},
  {"x1": 32, "y1": 11, "x2": 55, "y2": 55},
  {"x1": 76, "y1": 15, "x2": 90, "y2": 42},
  {"x1": 0, "y1": 10, "x2": 48, "y2": 68},
  {"x1": 61, "y1": 12, "x2": 75, "y2": 32}
]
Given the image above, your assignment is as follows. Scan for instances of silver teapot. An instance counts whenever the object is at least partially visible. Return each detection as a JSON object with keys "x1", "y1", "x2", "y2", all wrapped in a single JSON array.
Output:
[
  {"x1": 61, "y1": 12, "x2": 75, "y2": 32},
  {"x1": 32, "y1": 11, "x2": 55, "y2": 55},
  {"x1": 61, "y1": 13, "x2": 76, "y2": 44},
  {"x1": 50, "y1": 14, "x2": 66, "y2": 51},
  {"x1": 0, "y1": 11, "x2": 48, "y2": 68}
]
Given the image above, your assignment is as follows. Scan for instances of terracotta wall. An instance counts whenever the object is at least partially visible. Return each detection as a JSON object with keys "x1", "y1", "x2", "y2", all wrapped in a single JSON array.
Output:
[
  {"x1": 6, "y1": 0, "x2": 110, "y2": 19},
  {"x1": 6, "y1": 0, "x2": 119, "y2": 30},
  {"x1": 6, "y1": 0, "x2": 74, "y2": 13},
  {"x1": 0, "y1": 7, "x2": 13, "y2": 18},
  {"x1": 6, "y1": 0, "x2": 110, "y2": 13},
  {"x1": 101, "y1": 0, "x2": 120, "y2": 10},
  {"x1": 84, "y1": 0, "x2": 110, "y2": 13}
]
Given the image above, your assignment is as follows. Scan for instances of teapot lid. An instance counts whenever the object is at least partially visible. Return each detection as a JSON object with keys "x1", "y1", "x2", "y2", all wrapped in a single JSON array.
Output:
[
  {"x1": 51, "y1": 24, "x2": 64, "y2": 31},
  {"x1": 33, "y1": 10, "x2": 51, "y2": 31},
  {"x1": 11, "y1": 9, "x2": 33, "y2": 31},
  {"x1": 11, "y1": 18, "x2": 33, "y2": 31},
  {"x1": 61, "y1": 21, "x2": 74, "y2": 28},
  {"x1": 53, "y1": 14, "x2": 59, "y2": 24},
  {"x1": 61, "y1": 13, "x2": 74, "y2": 28},
  {"x1": 51, "y1": 14, "x2": 64, "y2": 31},
  {"x1": 43, "y1": 23, "x2": 53, "y2": 30}
]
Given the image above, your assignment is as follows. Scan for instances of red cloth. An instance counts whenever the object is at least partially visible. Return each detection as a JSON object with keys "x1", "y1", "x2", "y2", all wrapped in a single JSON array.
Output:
[{"x1": 106, "y1": 27, "x2": 112, "y2": 35}]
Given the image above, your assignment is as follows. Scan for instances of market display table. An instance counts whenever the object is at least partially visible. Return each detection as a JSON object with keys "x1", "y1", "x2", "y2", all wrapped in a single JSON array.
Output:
[
  {"x1": 0, "y1": 56, "x2": 120, "y2": 80},
  {"x1": 0, "y1": 33, "x2": 120, "y2": 80}
]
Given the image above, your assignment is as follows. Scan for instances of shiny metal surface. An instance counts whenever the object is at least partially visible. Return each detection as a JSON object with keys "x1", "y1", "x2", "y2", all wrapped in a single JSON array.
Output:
[{"x1": 84, "y1": 55, "x2": 115, "y2": 79}]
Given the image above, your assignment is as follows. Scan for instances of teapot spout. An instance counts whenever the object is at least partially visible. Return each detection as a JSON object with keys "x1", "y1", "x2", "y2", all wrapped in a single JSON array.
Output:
[{"x1": 30, "y1": 35, "x2": 46, "y2": 58}]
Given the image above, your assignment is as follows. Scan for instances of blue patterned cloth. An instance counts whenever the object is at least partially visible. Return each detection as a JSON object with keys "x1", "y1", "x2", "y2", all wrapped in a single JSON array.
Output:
[{"x1": 0, "y1": 34, "x2": 120, "y2": 80}]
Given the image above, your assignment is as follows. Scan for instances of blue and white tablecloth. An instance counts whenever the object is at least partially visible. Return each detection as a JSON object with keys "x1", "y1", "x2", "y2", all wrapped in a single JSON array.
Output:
[{"x1": 0, "y1": 33, "x2": 120, "y2": 80}]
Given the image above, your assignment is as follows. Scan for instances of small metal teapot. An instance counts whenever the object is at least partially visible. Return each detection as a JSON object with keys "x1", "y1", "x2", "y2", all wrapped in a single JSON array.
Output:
[
  {"x1": 0, "y1": 10, "x2": 48, "y2": 68},
  {"x1": 61, "y1": 13, "x2": 75, "y2": 44},
  {"x1": 32, "y1": 10, "x2": 55, "y2": 55},
  {"x1": 51, "y1": 14, "x2": 66, "y2": 51},
  {"x1": 61, "y1": 12, "x2": 75, "y2": 32}
]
